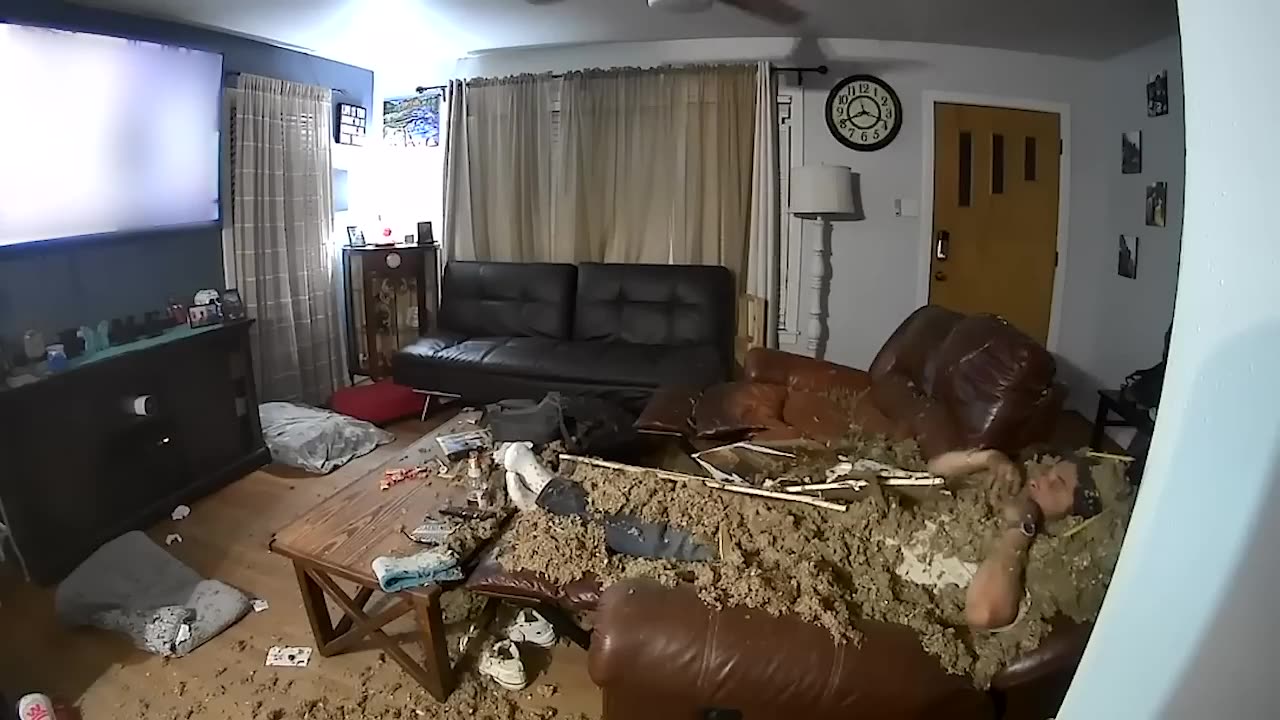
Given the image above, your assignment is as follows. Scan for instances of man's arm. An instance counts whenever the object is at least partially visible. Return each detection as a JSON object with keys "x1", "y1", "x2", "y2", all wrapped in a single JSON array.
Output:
[
  {"x1": 965, "y1": 527, "x2": 1032, "y2": 629},
  {"x1": 965, "y1": 495, "x2": 1041, "y2": 630}
]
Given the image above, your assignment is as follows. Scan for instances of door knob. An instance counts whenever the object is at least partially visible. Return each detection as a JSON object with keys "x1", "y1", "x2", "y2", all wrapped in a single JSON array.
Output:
[{"x1": 934, "y1": 270, "x2": 948, "y2": 282}]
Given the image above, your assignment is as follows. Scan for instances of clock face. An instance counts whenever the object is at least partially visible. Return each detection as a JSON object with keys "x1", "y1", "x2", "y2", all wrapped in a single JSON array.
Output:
[{"x1": 826, "y1": 74, "x2": 903, "y2": 152}]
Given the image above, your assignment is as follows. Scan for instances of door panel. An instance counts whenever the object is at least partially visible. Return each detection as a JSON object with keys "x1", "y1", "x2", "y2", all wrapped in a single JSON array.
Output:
[{"x1": 930, "y1": 104, "x2": 1060, "y2": 343}]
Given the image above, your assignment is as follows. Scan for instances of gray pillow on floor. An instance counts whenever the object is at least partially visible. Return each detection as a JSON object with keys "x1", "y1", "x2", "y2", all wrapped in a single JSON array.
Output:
[{"x1": 55, "y1": 531, "x2": 250, "y2": 657}]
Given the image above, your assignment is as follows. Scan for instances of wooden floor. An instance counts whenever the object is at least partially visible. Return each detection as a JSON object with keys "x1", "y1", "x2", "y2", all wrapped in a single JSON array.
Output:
[
  {"x1": 0, "y1": 412, "x2": 601, "y2": 719},
  {"x1": 0, "y1": 408, "x2": 1103, "y2": 717}
]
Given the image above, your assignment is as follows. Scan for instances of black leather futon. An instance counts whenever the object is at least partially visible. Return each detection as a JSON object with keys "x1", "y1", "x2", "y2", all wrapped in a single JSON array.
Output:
[{"x1": 391, "y1": 261, "x2": 734, "y2": 409}]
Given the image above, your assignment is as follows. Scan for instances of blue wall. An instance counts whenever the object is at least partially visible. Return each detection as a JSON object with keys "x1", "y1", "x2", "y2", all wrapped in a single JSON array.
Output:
[{"x1": 0, "y1": 0, "x2": 373, "y2": 344}]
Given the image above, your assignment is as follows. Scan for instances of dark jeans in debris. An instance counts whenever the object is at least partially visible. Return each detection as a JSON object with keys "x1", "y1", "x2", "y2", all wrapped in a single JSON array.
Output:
[{"x1": 536, "y1": 477, "x2": 714, "y2": 562}]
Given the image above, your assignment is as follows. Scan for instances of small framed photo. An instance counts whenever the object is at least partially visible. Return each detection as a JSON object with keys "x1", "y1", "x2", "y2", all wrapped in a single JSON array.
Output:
[
  {"x1": 188, "y1": 303, "x2": 220, "y2": 329},
  {"x1": 1147, "y1": 70, "x2": 1169, "y2": 117},
  {"x1": 1118, "y1": 235, "x2": 1139, "y2": 279},
  {"x1": 1122, "y1": 131, "x2": 1142, "y2": 174},
  {"x1": 1145, "y1": 181, "x2": 1168, "y2": 227},
  {"x1": 220, "y1": 289, "x2": 246, "y2": 321},
  {"x1": 346, "y1": 226, "x2": 367, "y2": 247}
]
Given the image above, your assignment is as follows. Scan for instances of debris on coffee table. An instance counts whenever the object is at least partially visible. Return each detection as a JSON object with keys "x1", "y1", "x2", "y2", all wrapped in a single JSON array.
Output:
[
  {"x1": 164, "y1": 533, "x2": 182, "y2": 546},
  {"x1": 404, "y1": 519, "x2": 460, "y2": 544},
  {"x1": 171, "y1": 504, "x2": 191, "y2": 521},
  {"x1": 265, "y1": 646, "x2": 313, "y2": 668},
  {"x1": 381, "y1": 466, "x2": 428, "y2": 490},
  {"x1": 251, "y1": 598, "x2": 270, "y2": 613},
  {"x1": 437, "y1": 428, "x2": 493, "y2": 460}
]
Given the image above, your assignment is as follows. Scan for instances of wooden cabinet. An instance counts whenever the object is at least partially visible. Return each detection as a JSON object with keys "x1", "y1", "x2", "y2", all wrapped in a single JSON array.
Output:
[
  {"x1": 342, "y1": 244, "x2": 439, "y2": 379},
  {"x1": 0, "y1": 320, "x2": 268, "y2": 584}
]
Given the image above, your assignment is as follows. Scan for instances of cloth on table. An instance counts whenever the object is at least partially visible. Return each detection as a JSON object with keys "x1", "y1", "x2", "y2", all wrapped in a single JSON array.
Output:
[
  {"x1": 260, "y1": 401, "x2": 394, "y2": 474},
  {"x1": 372, "y1": 548, "x2": 463, "y2": 592},
  {"x1": 55, "y1": 531, "x2": 250, "y2": 658},
  {"x1": 537, "y1": 477, "x2": 714, "y2": 562}
]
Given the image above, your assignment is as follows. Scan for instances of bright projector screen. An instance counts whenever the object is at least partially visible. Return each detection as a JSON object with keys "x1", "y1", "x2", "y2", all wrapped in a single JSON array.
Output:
[{"x1": 0, "y1": 24, "x2": 223, "y2": 247}]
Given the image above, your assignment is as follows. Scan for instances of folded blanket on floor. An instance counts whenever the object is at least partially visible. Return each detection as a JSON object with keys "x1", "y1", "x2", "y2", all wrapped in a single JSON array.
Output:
[
  {"x1": 55, "y1": 531, "x2": 250, "y2": 657},
  {"x1": 372, "y1": 548, "x2": 463, "y2": 592}
]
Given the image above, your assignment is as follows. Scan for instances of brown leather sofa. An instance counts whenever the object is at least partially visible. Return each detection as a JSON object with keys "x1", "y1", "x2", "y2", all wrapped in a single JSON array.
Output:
[
  {"x1": 642, "y1": 305, "x2": 1065, "y2": 458},
  {"x1": 590, "y1": 579, "x2": 1090, "y2": 720}
]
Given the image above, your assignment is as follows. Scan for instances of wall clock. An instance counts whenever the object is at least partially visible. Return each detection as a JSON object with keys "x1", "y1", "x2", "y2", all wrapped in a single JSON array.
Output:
[{"x1": 825, "y1": 74, "x2": 902, "y2": 151}]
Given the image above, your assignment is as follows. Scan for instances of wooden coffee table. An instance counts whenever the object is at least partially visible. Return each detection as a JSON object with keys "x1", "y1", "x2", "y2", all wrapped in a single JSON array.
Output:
[{"x1": 270, "y1": 411, "x2": 485, "y2": 701}]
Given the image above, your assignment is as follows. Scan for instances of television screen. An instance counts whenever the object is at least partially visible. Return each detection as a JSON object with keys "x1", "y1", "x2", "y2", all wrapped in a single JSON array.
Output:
[{"x1": 0, "y1": 24, "x2": 223, "y2": 247}]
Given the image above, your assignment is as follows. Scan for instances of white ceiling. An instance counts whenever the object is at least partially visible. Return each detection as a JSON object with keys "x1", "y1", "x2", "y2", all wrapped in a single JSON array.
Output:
[{"x1": 70, "y1": 0, "x2": 1179, "y2": 86}]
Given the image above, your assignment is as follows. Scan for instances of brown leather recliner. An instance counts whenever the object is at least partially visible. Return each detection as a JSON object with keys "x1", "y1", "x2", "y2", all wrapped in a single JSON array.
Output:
[
  {"x1": 589, "y1": 579, "x2": 1090, "y2": 720},
  {"x1": 651, "y1": 305, "x2": 1066, "y2": 458}
]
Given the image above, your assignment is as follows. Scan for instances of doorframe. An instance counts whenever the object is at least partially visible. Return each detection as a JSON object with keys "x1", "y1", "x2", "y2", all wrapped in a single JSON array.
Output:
[{"x1": 917, "y1": 91, "x2": 1072, "y2": 352}]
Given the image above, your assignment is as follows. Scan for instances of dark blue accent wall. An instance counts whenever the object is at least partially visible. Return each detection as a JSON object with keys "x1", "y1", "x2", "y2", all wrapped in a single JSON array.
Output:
[{"x1": 0, "y1": 0, "x2": 373, "y2": 344}]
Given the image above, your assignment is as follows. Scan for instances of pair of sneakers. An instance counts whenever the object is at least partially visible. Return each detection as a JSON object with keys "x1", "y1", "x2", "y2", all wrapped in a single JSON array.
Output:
[{"x1": 476, "y1": 609, "x2": 557, "y2": 690}]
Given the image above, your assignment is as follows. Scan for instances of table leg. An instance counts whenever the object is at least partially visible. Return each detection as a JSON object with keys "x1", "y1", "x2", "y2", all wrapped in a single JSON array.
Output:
[
  {"x1": 1090, "y1": 396, "x2": 1111, "y2": 450},
  {"x1": 412, "y1": 594, "x2": 455, "y2": 702},
  {"x1": 334, "y1": 586, "x2": 375, "y2": 637},
  {"x1": 293, "y1": 562, "x2": 336, "y2": 648}
]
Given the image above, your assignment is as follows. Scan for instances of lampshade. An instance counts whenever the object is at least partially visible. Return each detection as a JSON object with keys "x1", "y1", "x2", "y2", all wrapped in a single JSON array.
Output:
[{"x1": 790, "y1": 164, "x2": 861, "y2": 220}]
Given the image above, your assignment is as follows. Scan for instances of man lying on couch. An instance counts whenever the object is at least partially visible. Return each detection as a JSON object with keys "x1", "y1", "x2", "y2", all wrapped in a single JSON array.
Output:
[{"x1": 501, "y1": 438, "x2": 1106, "y2": 632}]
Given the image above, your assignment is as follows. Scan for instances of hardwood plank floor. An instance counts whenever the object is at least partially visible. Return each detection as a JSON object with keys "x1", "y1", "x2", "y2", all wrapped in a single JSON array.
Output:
[{"x1": 0, "y1": 412, "x2": 600, "y2": 719}]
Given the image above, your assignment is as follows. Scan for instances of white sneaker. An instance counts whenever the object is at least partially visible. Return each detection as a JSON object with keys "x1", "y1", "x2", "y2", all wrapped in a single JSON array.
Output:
[
  {"x1": 478, "y1": 639, "x2": 527, "y2": 690},
  {"x1": 505, "y1": 609, "x2": 557, "y2": 649}
]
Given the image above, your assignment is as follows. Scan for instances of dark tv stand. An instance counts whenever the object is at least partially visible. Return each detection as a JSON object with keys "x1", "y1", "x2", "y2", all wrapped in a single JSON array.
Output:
[{"x1": 0, "y1": 320, "x2": 269, "y2": 584}]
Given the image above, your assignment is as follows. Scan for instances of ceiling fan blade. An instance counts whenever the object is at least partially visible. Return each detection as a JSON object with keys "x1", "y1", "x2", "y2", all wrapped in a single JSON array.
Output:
[{"x1": 720, "y1": 0, "x2": 806, "y2": 25}]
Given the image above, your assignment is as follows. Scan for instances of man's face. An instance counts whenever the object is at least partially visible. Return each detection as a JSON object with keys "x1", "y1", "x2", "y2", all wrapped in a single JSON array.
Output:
[{"x1": 1028, "y1": 461, "x2": 1079, "y2": 521}]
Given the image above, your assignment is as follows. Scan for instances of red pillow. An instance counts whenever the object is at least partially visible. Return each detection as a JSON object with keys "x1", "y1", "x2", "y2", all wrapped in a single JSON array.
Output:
[{"x1": 330, "y1": 381, "x2": 425, "y2": 425}]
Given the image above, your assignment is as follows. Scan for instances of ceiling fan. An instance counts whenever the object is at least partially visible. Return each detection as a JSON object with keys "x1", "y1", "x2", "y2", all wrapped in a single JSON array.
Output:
[{"x1": 526, "y1": 0, "x2": 806, "y2": 26}]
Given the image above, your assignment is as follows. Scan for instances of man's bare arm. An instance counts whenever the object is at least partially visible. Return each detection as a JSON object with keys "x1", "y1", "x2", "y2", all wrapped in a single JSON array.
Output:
[
  {"x1": 965, "y1": 495, "x2": 1042, "y2": 630},
  {"x1": 965, "y1": 528, "x2": 1031, "y2": 629}
]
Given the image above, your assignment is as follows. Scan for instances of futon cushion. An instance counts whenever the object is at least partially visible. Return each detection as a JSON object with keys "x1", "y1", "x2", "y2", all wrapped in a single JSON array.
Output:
[
  {"x1": 399, "y1": 335, "x2": 724, "y2": 389},
  {"x1": 439, "y1": 261, "x2": 577, "y2": 339},
  {"x1": 573, "y1": 263, "x2": 734, "y2": 351}
]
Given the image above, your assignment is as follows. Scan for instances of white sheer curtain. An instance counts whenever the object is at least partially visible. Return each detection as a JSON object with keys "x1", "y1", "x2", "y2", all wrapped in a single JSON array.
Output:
[
  {"x1": 441, "y1": 79, "x2": 472, "y2": 262},
  {"x1": 446, "y1": 74, "x2": 558, "y2": 262},
  {"x1": 745, "y1": 62, "x2": 781, "y2": 349},
  {"x1": 223, "y1": 73, "x2": 345, "y2": 404},
  {"x1": 556, "y1": 65, "x2": 756, "y2": 274}
]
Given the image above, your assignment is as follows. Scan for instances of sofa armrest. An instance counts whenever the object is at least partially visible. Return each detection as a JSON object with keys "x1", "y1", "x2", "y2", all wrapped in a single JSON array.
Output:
[
  {"x1": 744, "y1": 348, "x2": 871, "y2": 396},
  {"x1": 990, "y1": 620, "x2": 1092, "y2": 690},
  {"x1": 589, "y1": 579, "x2": 992, "y2": 720}
]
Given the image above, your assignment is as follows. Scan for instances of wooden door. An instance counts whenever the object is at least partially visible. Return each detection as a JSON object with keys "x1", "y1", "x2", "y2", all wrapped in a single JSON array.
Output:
[{"x1": 930, "y1": 104, "x2": 1060, "y2": 343}]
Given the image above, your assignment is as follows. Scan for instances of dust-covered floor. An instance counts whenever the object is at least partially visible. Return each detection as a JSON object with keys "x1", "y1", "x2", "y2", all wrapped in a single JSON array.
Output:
[
  {"x1": 498, "y1": 434, "x2": 1134, "y2": 688},
  {"x1": 0, "y1": 413, "x2": 599, "y2": 720}
]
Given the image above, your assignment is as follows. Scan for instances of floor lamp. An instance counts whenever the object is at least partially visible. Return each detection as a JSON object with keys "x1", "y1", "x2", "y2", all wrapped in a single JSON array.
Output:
[{"x1": 789, "y1": 164, "x2": 862, "y2": 359}]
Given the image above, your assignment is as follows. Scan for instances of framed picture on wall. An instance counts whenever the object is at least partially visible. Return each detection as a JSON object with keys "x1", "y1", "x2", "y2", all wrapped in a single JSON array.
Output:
[
  {"x1": 1122, "y1": 131, "x2": 1142, "y2": 174},
  {"x1": 1146, "y1": 182, "x2": 1168, "y2": 227},
  {"x1": 1118, "y1": 235, "x2": 1139, "y2": 279},
  {"x1": 1147, "y1": 70, "x2": 1169, "y2": 117}
]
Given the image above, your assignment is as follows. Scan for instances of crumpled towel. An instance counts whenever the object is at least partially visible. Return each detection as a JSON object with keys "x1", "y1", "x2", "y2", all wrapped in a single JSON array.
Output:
[{"x1": 372, "y1": 548, "x2": 463, "y2": 592}]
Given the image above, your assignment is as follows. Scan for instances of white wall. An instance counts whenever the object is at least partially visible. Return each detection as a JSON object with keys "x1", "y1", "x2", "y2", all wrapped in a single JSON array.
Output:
[
  {"x1": 1059, "y1": 0, "x2": 1280, "y2": 715},
  {"x1": 451, "y1": 36, "x2": 1184, "y2": 412},
  {"x1": 781, "y1": 42, "x2": 1107, "y2": 410},
  {"x1": 1094, "y1": 35, "x2": 1185, "y2": 397}
]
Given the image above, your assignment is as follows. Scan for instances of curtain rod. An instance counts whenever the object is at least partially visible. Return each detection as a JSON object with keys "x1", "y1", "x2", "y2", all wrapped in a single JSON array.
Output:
[
  {"x1": 224, "y1": 71, "x2": 348, "y2": 96},
  {"x1": 424, "y1": 61, "x2": 765, "y2": 91},
  {"x1": 772, "y1": 64, "x2": 828, "y2": 85}
]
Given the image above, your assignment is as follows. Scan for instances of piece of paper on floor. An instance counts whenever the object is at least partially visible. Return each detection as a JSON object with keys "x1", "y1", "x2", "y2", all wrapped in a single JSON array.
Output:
[
  {"x1": 251, "y1": 599, "x2": 270, "y2": 613},
  {"x1": 171, "y1": 505, "x2": 191, "y2": 521},
  {"x1": 266, "y1": 646, "x2": 313, "y2": 668},
  {"x1": 176, "y1": 623, "x2": 192, "y2": 646},
  {"x1": 164, "y1": 534, "x2": 182, "y2": 546}
]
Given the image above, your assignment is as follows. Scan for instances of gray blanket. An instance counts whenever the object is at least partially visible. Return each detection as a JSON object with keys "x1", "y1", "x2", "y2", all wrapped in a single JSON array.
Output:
[{"x1": 55, "y1": 531, "x2": 250, "y2": 657}]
